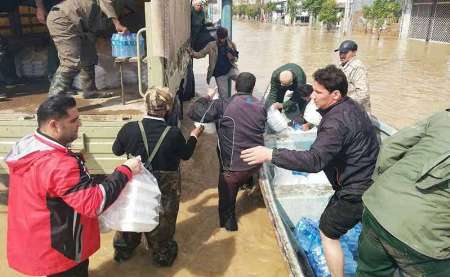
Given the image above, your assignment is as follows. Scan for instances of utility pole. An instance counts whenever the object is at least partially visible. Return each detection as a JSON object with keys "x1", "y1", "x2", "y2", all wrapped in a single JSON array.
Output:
[
  {"x1": 342, "y1": 0, "x2": 352, "y2": 36},
  {"x1": 222, "y1": 0, "x2": 233, "y2": 38}
]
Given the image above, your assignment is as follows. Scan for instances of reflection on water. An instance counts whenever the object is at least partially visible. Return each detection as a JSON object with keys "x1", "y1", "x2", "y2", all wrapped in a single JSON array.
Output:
[{"x1": 195, "y1": 21, "x2": 450, "y2": 128}]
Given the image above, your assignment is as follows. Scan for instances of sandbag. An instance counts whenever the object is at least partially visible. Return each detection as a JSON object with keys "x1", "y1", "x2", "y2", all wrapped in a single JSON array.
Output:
[{"x1": 99, "y1": 166, "x2": 161, "y2": 233}]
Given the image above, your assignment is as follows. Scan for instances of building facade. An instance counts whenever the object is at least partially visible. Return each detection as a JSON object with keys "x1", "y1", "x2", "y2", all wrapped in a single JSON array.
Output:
[{"x1": 400, "y1": 0, "x2": 450, "y2": 43}]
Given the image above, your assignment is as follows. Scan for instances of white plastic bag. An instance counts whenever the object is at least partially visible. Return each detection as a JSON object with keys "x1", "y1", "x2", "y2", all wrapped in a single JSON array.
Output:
[
  {"x1": 267, "y1": 106, "x2": 289, "y2": 133},
  {"x1": 99, "y1": 166, "x2": 161, "y2": 233},
  {"x1": 304, "y1": 100, "x2": 322, "y2": 126}
]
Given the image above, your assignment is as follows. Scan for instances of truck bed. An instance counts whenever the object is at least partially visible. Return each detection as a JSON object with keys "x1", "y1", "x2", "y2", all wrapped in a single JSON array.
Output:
[
  {"x1": 0, "y1": 80, "x2": 143, "y2": 117},
  {"x1": 0, "y1": 80, "x2": 150, "y2": 174}
]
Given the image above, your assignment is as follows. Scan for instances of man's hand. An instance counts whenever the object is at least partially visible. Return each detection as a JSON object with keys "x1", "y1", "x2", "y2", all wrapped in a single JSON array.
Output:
[
  {"x1": 241, "y1": 146, "x2": 273, "y2": 166},
  {"x1": 190, "y1": 125, "x2": 204, "y2": 138},
  {"x1": 302, "y1": 123, "x2": 313, "y2": 131},
  {"x1": 123, "y1": 157, "x2": 141, "y2": 175},
  {"x1": 271, "y1": 102, "x2": 283, "y2": 111},
  {"x1": 226, "y1": 52, "x2": 235, "y2": 61},
  {"x1": 112, "y1": 18, "x2": 128, "y2": 33},
  {"x1": 35, "y1": 0, "x2": 47, "y2": 25},
  {"x1": 188, "y1": 48, "x2": 195, "y2": 58},
  {"x1": 207, "y1": 87, "x2": 217, "y2": 99}
]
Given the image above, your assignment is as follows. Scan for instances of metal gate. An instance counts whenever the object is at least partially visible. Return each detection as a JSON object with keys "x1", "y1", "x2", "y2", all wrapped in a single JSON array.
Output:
[{"x1": 409, "y1": 0, "x2": 450, "y2": 43}]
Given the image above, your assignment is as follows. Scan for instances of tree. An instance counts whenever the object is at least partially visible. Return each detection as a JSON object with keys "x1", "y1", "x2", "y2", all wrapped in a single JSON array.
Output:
[
  {"x1": 287, "y1": 0, "x2": 300, "y2": 25},
  {"x1": 302, "y1": 0, "x2": 325, "y2": 25},
  {"x1": 318, "y1": 0, "x2": 339, "y2": 30},
  {"x1": 263, "y1": 2, "x2": 277, "y2": 22},
  {"x1": 363, "y1": 0, "x2": 401, "y2": 40},
  {"x1": 362, "y1": 5, "x2": 373, "y2": 33}
]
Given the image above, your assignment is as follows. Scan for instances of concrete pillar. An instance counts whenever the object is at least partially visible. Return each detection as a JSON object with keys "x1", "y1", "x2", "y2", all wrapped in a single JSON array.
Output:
[{"x1": 399, "y1": 0, "x2": 413, "y2": 39}]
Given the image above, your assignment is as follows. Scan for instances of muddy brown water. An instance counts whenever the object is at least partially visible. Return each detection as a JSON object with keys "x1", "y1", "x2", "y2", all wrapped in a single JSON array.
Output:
[{"x1": 1, "y1": 20, "x2": 449, "y2": 276}]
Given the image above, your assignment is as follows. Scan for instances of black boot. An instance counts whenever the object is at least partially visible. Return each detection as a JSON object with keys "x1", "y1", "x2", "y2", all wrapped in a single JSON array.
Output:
[
  {"x1": 113, "y1": 249, "x2": 133, "y2": 264},
  {"x1": 152, "y1": 240, "x2": 178, "y2": 267},
  {"x1": 80, "y1": 66, "x2": 114, "y2": 99}
]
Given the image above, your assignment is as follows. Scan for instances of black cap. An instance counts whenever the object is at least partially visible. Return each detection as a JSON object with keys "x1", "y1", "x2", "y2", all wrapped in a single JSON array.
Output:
[{"x1": 334, "y1": 40, "x2": 358, "y2": 53}]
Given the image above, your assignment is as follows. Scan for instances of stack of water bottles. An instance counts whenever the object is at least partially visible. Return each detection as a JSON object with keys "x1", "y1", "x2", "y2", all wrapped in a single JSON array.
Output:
[
  {"x1": 111, "y1": 33, "x2": 145, "y2": 58},
  {"x1": 294, "y1": 218, "x2": 362, "y2": 277}
]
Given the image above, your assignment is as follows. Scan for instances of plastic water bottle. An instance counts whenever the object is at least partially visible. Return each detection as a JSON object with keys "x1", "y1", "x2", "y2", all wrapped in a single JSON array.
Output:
[
  {"x1": 342, "y1": 242, "x2": 357, "y2": 276},
  {"x1": 116, "y1": 34, "x2": 123, "y2": 57},
  {"x1": 111, "y1": 33, "x2": 117, "y2": 57},
  {"x1": 139, "y1": 35, "x2": 145, "y2": 56},
  {"x1": 341, "y1": 223, "x2": 362, "y2": 260},
  {"x1": 126, "y1": 33, "x2": 132, "y2": 57},
  {"x1": 113, "y1": 33, "x2": 119, "y2": 57},
  {"x1": 120, "y1": 34, "x2": 127, "y2": 57},
  {"x1": 130, "y1": 33, "x2": 137, "y2": 57},
  {"x1": 123, "y1": 34, "x2": 130, "y2": 57},
  {"x1": 294, "y1": 218, "x2": 332, "y2": 277}
]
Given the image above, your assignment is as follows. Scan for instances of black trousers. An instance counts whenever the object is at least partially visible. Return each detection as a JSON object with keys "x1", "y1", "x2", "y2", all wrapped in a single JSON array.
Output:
[
  {"x1": 48, "y1": 259, "x2": 89, "y2": 277},
  {"x1": 218, "y1": 168, "x2": 259, "y2": 225}
]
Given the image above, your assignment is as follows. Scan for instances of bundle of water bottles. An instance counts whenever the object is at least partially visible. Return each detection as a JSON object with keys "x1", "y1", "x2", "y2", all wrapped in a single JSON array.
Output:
[
  {"x1": 111, "y1": 33, "x2": 145, "y2": 58},
  {"x1": 294, "y1": 218, "x2": 362, "y2": 277}
]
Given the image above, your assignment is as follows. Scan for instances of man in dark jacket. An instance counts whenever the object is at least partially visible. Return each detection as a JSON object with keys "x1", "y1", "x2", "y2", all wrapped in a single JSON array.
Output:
[
  {"x1": 112, "y1": 87, "x2": 204, "y2": 266},
  {"x1": 265, "y1": 63, "x2": 311, "y2": 119},
  {"x1": 5, "y1": 95, "x2": 140, "y2": 276},
  {"x1": 242, "y1": 65, "x2": 379, "y2": 276},
  {"x1": 189, "y1": 72, "x2": 267, "y2": 231},
  {"x1": 190, "y1": 27, "x2": 239, "y2": 99}
]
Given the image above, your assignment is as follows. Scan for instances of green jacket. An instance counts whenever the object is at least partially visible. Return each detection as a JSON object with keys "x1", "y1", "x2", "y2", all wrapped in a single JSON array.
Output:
[
  {"x1": 363, "y1": 110, "x2": 450, "y2": 259},
  {"x1": 265, "y1": 63, "x2": 307, "y2": 114}
]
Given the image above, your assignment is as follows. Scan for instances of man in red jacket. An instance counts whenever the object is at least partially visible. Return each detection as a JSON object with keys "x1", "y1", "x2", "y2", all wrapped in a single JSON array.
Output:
[{"x1": 5, "y1": 95, "x2": 141, "y2": 276}]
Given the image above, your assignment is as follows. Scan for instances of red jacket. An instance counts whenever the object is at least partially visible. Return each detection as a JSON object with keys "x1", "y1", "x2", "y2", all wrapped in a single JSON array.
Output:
[{"x1": 6, "y1": 131, "x2": 132, "y2": 276}]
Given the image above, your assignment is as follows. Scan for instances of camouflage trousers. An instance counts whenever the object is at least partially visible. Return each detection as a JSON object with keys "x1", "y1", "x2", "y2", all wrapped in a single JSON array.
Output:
[
  {"x1": 46, "y1": 8, "x2": 98, "y2": 96},
  {"x1": 113, "y1": 170, "x2": 181, "y2": 266}
]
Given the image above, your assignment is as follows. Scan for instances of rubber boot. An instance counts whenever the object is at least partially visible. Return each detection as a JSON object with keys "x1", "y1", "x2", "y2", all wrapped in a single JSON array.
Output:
[
  {"x1": 48, "y1": 69, "x2": 77, "y2": 97},
  {"x1": 80, "y1": 66, "x2": 113, "y2": 99},
  {"x1": 152, "y1": 240, "x2": 178, "y2": 267}
]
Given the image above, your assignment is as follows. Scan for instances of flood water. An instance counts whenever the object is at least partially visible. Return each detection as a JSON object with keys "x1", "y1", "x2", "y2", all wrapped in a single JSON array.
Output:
[
  {"x1": 1, "y1": 20, "x2": 449, "y2": 277},
  {"x1": 196, "y1": 20, "x2": 450, "y2": 128}
]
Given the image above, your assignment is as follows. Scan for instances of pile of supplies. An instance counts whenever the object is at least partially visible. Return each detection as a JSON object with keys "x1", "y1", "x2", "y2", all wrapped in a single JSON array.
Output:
[{"x1": 294, "y1": 218, "x2": 362, "y2": 277}]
